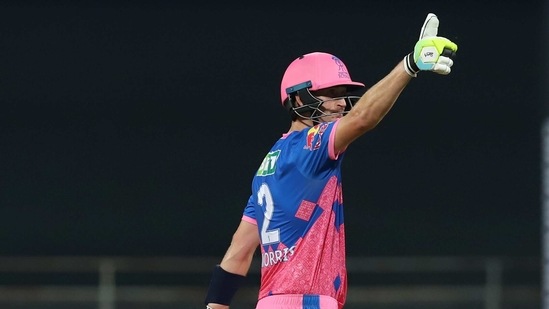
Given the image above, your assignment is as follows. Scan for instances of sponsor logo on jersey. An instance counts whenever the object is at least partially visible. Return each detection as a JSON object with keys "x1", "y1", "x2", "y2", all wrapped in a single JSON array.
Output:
[
  {"x1": 304, "y1": 123, "x2": 328, "y2": 151},
  {"x1": 256, "y1": 150, "x2": 281, "y2": 176}
]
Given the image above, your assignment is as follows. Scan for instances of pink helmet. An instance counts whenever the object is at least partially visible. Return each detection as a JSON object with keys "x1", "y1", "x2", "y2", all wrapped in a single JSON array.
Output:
[{"x1": 280, "y1": 52, "x2": 365, "y2": 105}]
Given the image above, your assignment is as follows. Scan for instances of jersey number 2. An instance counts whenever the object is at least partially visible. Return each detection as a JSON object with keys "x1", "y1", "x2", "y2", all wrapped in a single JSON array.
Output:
[{"x1": 258, "y1": 183, "x2": 280, "y2": 245}]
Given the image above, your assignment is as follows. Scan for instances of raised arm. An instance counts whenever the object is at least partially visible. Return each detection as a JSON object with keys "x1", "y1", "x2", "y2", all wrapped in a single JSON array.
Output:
[{"x1": 334, "y1": 13, "x2": 458, "y2": 152}]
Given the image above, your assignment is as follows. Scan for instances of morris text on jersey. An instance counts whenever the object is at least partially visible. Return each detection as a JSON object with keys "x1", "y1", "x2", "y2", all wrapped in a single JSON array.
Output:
[{"x1": 261, "y1": 245, "x2": 296, "y2": 268}]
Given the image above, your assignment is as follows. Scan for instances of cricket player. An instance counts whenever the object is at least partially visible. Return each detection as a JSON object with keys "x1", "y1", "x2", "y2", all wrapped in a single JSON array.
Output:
[{"x1": 204, "y1": 13, "x2": 458, "y2": 309}]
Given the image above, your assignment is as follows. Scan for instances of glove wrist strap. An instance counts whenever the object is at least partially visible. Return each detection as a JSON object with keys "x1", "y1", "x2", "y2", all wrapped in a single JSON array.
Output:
[{"x1": 403, "y1": 53, "x2": 420, "y2": 77}]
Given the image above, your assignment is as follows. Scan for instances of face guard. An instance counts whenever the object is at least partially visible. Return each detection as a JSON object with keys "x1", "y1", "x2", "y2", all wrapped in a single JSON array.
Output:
[{"x1": 286, "y1": 81, "x2": 361, "y2": 123}]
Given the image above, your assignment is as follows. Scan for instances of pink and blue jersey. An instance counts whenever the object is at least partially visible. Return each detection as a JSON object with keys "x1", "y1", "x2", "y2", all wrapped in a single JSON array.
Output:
[{"x1": 242, "y1": 120, "x2": 347, "y2": 308}]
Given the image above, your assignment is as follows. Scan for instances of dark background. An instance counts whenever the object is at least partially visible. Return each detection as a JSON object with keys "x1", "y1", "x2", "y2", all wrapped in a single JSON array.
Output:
[{"x1": 0, "y1": 0, "x2": 543, "y2": 258}]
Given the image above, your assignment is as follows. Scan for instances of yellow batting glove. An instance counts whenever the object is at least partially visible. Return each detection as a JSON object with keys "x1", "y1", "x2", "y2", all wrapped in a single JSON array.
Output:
[{"x1": 404, "y1": 13, "x2": 458, "y2": 77}]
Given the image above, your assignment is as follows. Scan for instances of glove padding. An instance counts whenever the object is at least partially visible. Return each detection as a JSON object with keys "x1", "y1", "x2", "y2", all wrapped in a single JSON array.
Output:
[{"x1": 404, "y1": 13, "x2": 458, "y2": 77}]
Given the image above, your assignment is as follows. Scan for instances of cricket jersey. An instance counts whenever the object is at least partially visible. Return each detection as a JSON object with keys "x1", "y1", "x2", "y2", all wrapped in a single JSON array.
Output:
[{"x1": 242, "y1": 119, "x2": 347, "y2": 308}]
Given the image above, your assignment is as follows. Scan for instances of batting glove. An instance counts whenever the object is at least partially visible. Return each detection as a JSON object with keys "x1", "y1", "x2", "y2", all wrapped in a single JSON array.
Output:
[{"x1": 404, "y1": 13, "x2": 458, "y2": 77}]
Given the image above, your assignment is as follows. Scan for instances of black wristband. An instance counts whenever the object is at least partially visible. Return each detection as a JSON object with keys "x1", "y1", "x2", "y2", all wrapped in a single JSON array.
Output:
[
  {"x1": 204, "y1": 265, "x2": 246, "y2": 306},
  {"x1": 404, "y1": 52, "x2": 420, "y2": 77}
]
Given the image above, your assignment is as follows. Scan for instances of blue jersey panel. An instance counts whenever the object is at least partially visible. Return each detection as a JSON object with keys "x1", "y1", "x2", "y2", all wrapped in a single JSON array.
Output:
[{"x1": 244, "y1": 120, "x2": 348, "y2": 305}]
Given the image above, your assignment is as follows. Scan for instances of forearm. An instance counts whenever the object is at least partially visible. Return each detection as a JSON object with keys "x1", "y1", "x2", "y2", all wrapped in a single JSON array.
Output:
[
  {"x1": 220, "y1": 219, "x2": 259, "y2": 275},
  {"x1": 349, "y1": 60, "x2": 411, "y2": 131},
  {"x1": 205, "y1": 220, "x2": 259, "y2": 308},
  {"x1": 219, "y1": 242, "x2": 256, "y2": 276},
  {"x1": 205, "y1": 246, "x2": 255, "y2": 309},
  {"x1": 205, "y1": 247, "x2": 254, "y2": 309}
]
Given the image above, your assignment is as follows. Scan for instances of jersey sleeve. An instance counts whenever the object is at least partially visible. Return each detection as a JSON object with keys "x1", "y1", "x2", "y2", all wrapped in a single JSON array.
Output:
[
  {"x1": 328, "y1": 118, "x2": 346, "y2": 160},
  {"x1": 242, "y1": 194, "x2": 257, "y2": 225},
  {"x1": 297, "y1": 121, "x2": 342, "y2": 178}
]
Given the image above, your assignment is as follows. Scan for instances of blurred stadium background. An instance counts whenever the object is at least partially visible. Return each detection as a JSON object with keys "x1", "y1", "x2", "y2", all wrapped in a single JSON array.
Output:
[{"x1": 0, "y1": 0, "x2": 544, "y2": 308}]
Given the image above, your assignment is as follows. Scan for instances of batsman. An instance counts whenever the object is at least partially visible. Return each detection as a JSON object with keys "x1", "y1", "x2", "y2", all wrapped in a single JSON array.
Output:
[{"x1": 204, "y1": 13, "x2": 458, "y2": 309}]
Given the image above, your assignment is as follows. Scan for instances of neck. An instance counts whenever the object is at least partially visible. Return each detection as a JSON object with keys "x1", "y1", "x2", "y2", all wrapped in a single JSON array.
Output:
[{"x1": 287, "y1": 118, "x2": 314, "y2": 133}]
